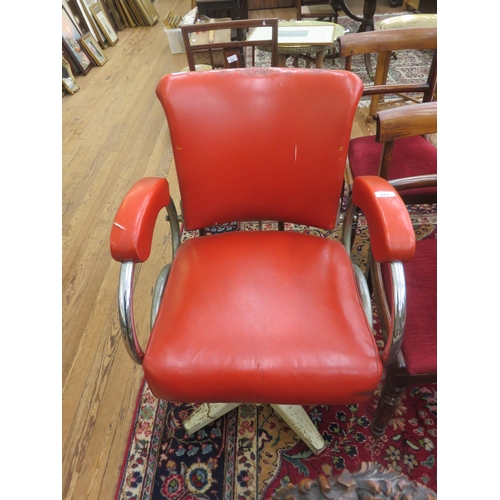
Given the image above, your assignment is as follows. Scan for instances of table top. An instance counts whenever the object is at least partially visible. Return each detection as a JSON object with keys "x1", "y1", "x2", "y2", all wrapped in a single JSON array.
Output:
[
  {"x1": 375, "y1": 13, "x2": 437, "y2": 30},
  {"x1": 247, "y1": 20, "x2": 345, "y2": 47}
]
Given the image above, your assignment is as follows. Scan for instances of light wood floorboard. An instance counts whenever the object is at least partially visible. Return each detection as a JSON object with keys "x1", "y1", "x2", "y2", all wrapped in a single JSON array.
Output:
[{"x1": 62, "y1": 0, "x2": 405, "y2": 498}]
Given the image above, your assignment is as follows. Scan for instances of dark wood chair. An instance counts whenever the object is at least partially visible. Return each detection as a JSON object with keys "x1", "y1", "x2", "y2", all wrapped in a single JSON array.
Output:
[
  {"x1": 344, "y1": 101, "x2": 436, "y2": 256},
  {"x1": 338, "y1": 27, "x2": 437, "y2": 118},
  {"x1": 346, "y1": 101, "x2": 437, "y2": 205},
  {"x1": 369, "y1": 174, "x2": 437, "y2": 437},
  {"x1": 181, "y1": 18, "x2": 279, "y2": 70}
]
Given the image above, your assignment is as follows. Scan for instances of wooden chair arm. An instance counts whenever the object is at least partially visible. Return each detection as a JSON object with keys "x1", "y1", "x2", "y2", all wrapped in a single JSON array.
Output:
[
  {"x1": 338, "y1": 27, "x2": 437, "y2": 58},
  {"x1": 389, "y1": 174, "x2": 437, "y2": 192},
  {"x1": 374, "y1": 102, "x2": 437, "y2": 143}
]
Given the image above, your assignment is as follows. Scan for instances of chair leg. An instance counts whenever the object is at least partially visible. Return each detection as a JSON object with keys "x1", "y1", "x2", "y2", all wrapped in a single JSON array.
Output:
[
  {"x1": 183, "y1": 403, "x2": 241, "y2": 435},
  {"x1": 371, "y1": 380, "x2": 406, "y2": 438},
  {"x1": 184, "y1": 403, "x2": 326, "y2": 455},
  {"x1": 270, "y1": 404, "x2": 326, "y2": 455}
]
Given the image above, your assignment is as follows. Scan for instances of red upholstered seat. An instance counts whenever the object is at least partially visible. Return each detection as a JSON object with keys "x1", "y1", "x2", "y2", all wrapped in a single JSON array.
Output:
[
  {"x1": 143, "y1": 230, "x2": 383, "y2": 405},
  {"x1": 382, "y1": 231, "x2": 437, "y2": 375},
  {"x1": 348, "y1": 135, "x2": 437, "y2": 180},
  {"x1": 401, "y1": 234, "x2": 437, "y2": 374},
  {"x1": 348, "y1": 135, "x2": 437, "y2": 204}
]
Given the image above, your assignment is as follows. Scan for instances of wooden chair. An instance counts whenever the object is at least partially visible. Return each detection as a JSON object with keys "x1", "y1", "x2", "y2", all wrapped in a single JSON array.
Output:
[
  {"x1": 369, "y1": 174, "x2": 437, "y2": 437},
  {"x1": 345, "y1": 102, "x2": 436, "y2": 251},
  {"x1": 338, "y1": 27, "x2": 437, "y2": 117},
  {"x1": 181, "y1": 18, "x2": 279, "y2": 70},
  {"x1": 346, "y1": 101, "x2": 437, "y2": 203},
  {"x1": 110, "y1": 68, "x2": 418, "y2": 454},
  {"x1": 296, "y1": 0, "x2": 338, "y2": 23}
]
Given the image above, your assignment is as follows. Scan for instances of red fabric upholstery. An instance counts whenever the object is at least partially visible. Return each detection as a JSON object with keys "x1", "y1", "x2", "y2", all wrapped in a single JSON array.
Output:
[
  {"x1": 110, "y1": 178, "x2": 170, "y2": 263},
  {"x1": 349, "y1": 135, "x2": 437, "y2": 204},
  {"x1": 348, "y1": 135, "x2": 437, "y2": 180},
  {"x1": 156, "y1": 68, "x2": 363, "y2": 231},
  {"x1": 349, "y1": 135, "x2": 437, "y2": 180},
  {"x1": 383, "y1": 231, "x2": 437, "y2": 375},
  {"x1": 352, "y1": 176, "x2": 415, "y2": 263},
  {"x1": 143, "y1": 231, "x2": 383, "y2": 405}
]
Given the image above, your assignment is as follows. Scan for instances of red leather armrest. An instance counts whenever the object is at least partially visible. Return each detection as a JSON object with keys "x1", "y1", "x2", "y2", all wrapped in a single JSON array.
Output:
[
  {"x1": 110, "y1": 178, "x2": 170, "y2": 263},
  {"x1": 352, "y1": 176, "x2": 415, "y2": 263}
]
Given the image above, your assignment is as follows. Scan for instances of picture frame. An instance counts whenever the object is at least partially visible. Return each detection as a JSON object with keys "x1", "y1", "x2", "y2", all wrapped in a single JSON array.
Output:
[
  {"x1": 63, "y1": 6, "x2": 93, "y2": 75},
  {"x1": 90, "y1": 3, "x2": 119, "y2": 46},
  {"x1": 62, "y1": 55, "x2": 80, "y2": 95},
  {"x1": 80, "y1": 33, "x2": 108, "y2": 66},
  {"x1": 78, "y1": 0, "x2": 108, "y2": 48},
  {"x1": 63, "y1": 0, "x2": 89, "y2": 36}
]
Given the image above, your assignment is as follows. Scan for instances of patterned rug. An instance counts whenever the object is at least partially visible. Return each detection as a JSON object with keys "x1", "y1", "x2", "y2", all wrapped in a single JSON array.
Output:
[
  {"x1": 253, "y1": 13, "x2": 435, "y2": 104},
  {"x1": 115, "y1": 205, "x2": 437, "y2": 500}
]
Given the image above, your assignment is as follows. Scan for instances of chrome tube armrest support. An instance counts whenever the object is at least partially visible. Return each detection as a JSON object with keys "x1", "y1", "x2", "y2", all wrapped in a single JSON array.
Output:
[
  {"x1": 341, "y1": 195, "x2": 356, "y2": 251},
  {"x1": 118, "y1": 261, "x2": 144, "y2": 365},
  {"x1": 381, "y1": 262, "x2": 407, "y2": 365},
  {"x1": 342, "y1": 195, "x2": 408, "y2": 365},
  {"x1": 166, "y1": 198, "x2": 181, "y2": 260},
  {"x1": 117, "y1": 199, "x2": 179, "y2": 365},
  {"x1": 353, "y1": 264, "x2": 373, "y2": 327}
]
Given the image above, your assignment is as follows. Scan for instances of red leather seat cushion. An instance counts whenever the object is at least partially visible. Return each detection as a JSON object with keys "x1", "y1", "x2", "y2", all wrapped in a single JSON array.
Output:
[
  {"x1": 383, "y1": 232, "x2": 437, "y2": 375},
  {"x1": 143, "y1": 231, "x2": 383, "y2": 405}
]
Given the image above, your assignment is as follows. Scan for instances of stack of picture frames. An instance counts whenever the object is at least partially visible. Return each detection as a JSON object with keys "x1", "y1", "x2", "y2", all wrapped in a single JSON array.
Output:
[{"x1": 62, "y1": 0, "x2": 158, "y2": 94}]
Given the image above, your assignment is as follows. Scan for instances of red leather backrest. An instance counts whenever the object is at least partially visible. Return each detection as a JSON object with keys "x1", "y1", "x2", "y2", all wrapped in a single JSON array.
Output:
[{"x1": 156, "y1": 68, "x2": 363, "y2": 230}]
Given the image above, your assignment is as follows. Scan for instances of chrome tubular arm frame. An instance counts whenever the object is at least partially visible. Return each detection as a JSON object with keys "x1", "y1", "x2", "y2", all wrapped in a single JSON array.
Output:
[
  {"x1": 118, "y1": 261, "x2": 144, "y2": 365},
  {"x1": 342, "y1": 196, "x2": 372, "y2": 325},
  {"x1": 341, "y1": 195, "x2": 356, "y2": 252},
  {"x1": 166, "y1": 198, "x2": 181, "y2": 260},
  {"x1": 382, "y1": 261, "x2": 407, "y2": 366},
  {"x1": 115, "y1": 197, "x2": 180, "y2": 365},
  {"x1": 151, "y1": 264, "x2": 171, "y2": 330},
  {"x1": 353, "y1": 263, "x2": 373, "y2": 326},
  {"x1": 342, "y1": 195, "x2": 408, "y2": 360}
]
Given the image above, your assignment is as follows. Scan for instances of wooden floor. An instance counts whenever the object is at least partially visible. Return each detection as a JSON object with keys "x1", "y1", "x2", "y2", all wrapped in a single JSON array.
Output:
[{"x1": 62, "y1": 0, "x2": 406, "y2": 498}]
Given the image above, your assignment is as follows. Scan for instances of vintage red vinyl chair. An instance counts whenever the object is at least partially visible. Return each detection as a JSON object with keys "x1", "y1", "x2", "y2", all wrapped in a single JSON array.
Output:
[{"x1": 110, "y1": 68, "x2": 416, "y2": 454}]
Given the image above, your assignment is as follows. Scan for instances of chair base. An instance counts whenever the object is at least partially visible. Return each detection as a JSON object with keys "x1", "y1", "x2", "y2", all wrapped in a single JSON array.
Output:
[{"x1": 183, "y1": 402, "x2": 326, "y2": 455}]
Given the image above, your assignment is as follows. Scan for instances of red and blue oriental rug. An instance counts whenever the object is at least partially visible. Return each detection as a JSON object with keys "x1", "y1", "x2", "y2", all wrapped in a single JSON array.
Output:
[{"x1": 114, "y1": 208, "x2": 437, "y2": 500}]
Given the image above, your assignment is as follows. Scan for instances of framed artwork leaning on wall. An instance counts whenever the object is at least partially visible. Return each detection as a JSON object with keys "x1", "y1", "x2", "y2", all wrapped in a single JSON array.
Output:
[
  {"x1": 62, "y1": 6, "x2": 93, "y2": 75},
  {"x1": 80, "y1": 33, "x2": 108, "y2": 66},
  {"x1": 90, "y1": 3, "x2": 119, "y2": 46}
]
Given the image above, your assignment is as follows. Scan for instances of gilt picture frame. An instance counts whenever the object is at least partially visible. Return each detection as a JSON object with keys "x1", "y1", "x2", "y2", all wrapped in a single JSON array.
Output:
[
  {"x1": 77, "y1": 0, "x2": 108, "y2": 48},
  {"x1": 90, "y1": 3, "x2": 118, "y2": 46},
  {"x1": 62, "y1": 56, "x2": 80, "y2": 95},
  {"x1": 80, "y1": 33, "x2": 108, "y2": 66},
  {"x1": 62, "y1": 6, "x2": 93, "y2": 75}
]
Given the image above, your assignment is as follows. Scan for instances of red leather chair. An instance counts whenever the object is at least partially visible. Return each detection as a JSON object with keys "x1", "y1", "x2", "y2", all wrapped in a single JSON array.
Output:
[{"x1": 110, "y1": 68, "x2": 417, "y2": 454}]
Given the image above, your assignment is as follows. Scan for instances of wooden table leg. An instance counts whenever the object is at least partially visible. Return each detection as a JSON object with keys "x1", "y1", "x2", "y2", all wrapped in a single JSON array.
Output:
[
  {"x1": 335, "y1": 0, "x2": 378, "y2": 79},
  {"x1": 368, "y1": 49, "x2": 391, "y2": 116},
  {"x1": 315, "y1": 50, "x2": 326, "y2": 68}
]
